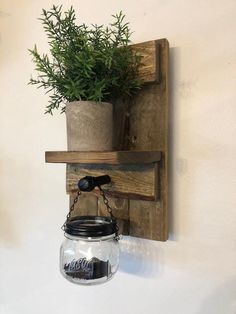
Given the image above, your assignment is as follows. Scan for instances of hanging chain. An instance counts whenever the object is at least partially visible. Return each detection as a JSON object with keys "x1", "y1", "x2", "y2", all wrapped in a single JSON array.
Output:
[
  {"x1": 99, "y1": 186, "x2": 120, "y2": 239},
  {"x1": 61, "y1": 189, "x2": 81, "y2": 230},
  {"x1": 98, "y1": 186, "x2": 114, "y2": 218},
  {"x1": 69, "y1": 189, "x2": 82, "y2": 216},
  {"x1": 62, "y1": 184, "x2": 120, "y2": 239}
]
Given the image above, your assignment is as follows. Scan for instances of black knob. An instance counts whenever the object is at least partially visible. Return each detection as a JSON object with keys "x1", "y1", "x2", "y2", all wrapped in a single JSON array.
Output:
[{"x1": 78, "y1": 175, "x2": 111, "y2": 192}]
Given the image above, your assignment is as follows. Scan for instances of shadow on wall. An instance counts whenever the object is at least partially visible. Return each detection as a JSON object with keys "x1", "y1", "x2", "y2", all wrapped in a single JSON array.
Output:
[
  {"x1": 0, "y1": 11, "x2": 10, "y2": 44},
  {"x1": 119, "y1": 236, "x2": 163, "y2": 278},
  {"x1": 196, "y1": 277, "x2": 236, "y2": 314},
  {"x1": 168, "y1": 46, "x2": 179, "y2": 241},
  {"x1": 168, "y1": 46, "x2": 194, "y2": 241},
  {"x1": 0, "y1": 208, "x2": 20, "y2": 248},
  {"x1": 0, "y1": 11, "x2": 10, "y2": 18}
]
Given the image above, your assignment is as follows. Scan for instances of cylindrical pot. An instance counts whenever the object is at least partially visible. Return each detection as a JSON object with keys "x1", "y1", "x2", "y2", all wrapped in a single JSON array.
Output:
[{"x1": 66, "y1": 101, "x2": 113, "y2": 151}]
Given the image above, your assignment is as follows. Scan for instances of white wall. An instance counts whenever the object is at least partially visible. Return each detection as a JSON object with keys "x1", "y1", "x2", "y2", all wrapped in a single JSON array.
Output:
[{"x1": 0, "y1": 1, "x2": 236, "y2": 313}]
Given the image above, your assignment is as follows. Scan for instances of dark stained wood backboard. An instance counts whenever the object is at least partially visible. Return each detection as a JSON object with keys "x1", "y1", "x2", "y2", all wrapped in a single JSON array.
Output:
[{"x1": 112, "y1": 38, "x2": 169, "y2": 240}]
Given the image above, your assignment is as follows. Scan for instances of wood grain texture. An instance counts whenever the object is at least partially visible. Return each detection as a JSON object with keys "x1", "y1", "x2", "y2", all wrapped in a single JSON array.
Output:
[
  {"x1": 129, "y1": 201, "x2": 162, "y2": 239},
  {"x1": 98, "y1": 197, "x2": 129, "y2": 235},
  {"x1": 69, "y1": 192, "x2": 98, "y2": 217},
  {"x1": 66, "y1": 163, "x2": 159, "y2": 201},
  {"x1": 113, "y1": 38, "x2": 169, "y2": 241},
  {"x1": 132, "y1": 40, "x2": 160, "y2": 84},
  {"x1": 45, "y1": 150, "x2": 161, "y2": 164},
  {"x1": 128, "y1": 38, "x2": 169, "y2": 241}
]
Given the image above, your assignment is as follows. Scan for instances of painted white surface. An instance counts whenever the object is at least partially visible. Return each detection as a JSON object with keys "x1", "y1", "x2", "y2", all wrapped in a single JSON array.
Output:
[{"x1": 0, "y1": 1, "x2": 236, "y2": 313}]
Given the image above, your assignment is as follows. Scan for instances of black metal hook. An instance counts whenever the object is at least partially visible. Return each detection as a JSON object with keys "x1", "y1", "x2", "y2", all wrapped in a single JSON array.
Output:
[{"x1": 78, "y1": 175, "x2": 111, "y2": 192}]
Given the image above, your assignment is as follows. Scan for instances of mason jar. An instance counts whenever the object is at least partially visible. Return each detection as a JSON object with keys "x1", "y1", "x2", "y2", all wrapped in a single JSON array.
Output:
[{"x1": 60, "y1": 216, "x2": 119, "y2": 285}]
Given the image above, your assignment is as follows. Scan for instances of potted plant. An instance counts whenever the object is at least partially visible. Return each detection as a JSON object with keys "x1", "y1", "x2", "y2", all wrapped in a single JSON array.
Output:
[{"x1": 29, "y1": 5, "x2": 142, "y2": 151}]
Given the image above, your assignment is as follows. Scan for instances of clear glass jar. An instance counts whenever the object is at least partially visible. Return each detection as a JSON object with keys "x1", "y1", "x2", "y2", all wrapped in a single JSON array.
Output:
[{"x1": 60, "y1": 216, "x2": 119, "y2": 285}]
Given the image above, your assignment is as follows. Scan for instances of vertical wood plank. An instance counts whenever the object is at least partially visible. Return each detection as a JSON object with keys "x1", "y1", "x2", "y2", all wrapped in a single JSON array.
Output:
[
  {"x1": 98, "y1": 97, "x2": 129, "y2": 234},
  {"x1": 131, "y1": 40, "x2": 161, "y2": 84},
  {"x1": 98, "y1": 197, "x2": 129, "y2": 235},
  {"x1": 128, "y1": 39, "x2": 169, "y2": 241}
]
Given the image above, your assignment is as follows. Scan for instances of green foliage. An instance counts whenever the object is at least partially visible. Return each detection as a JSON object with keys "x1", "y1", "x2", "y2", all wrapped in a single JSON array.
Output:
[{"x1": 29, "y1": 5, "x2": 142, "y2": 114}]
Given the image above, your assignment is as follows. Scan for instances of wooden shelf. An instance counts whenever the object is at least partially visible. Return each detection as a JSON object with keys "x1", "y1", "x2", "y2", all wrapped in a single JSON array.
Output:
[{"x1": 45, "y1": 150, "x2": 162, "y2": 165}]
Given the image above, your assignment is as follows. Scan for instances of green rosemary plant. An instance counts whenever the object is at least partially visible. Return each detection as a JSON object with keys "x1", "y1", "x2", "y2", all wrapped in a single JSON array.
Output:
[{"x1": 29, "y1": 5, "x2": 142, "y2": 114}]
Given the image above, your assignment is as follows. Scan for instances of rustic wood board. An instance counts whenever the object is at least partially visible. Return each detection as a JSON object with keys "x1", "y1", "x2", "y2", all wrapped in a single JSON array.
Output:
[
  {"x1": 112, "y1": 38, "x2": 169, "y2": 241},
  {"x1": 128, "y1": 39, "x2": 169, "y2": 241},
  {"x1": 98, "y1": 197, "x2": 129, "y2": 235},
  {"x1": 69, "y1": 192, "x2": 98, "y2": 217},
  {"x1": 132, "y1": 40, "x2": 161, "y2": 84},
  {"x1": 45, "y1": 150, "x2": 161, "y2": 164},
  {"x1": 66, "y1": 163, "x2": 159, "y2": 201}
]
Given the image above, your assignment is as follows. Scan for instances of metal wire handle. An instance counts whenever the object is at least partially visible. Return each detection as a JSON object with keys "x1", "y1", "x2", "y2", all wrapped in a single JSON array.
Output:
[
  {"x1": 98, "y1": 186, "x2": 115, "y2": 218},
  {"x1": 61, "y1": 189, "x2": 81, "y2": 230},
  {"x1": 62, "y1": 184, "x2": 117, "y2": 233},
  {"x1": 98, "y1": 186, "x2": 119, "y2": 238}
]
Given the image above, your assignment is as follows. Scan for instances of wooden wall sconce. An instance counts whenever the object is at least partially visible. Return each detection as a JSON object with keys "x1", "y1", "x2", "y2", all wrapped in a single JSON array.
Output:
[{"x1": 45, "y1": 38, "x2": 169, "y2": 241}]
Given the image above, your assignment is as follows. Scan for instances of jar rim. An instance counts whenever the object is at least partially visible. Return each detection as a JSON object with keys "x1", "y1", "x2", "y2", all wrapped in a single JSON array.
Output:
[
  {"x1": 64, "y1": 232, "x2": 116, "y2": 242},
  {"x1": 64, "y1": 216, "x2": 118, "y2": 238}
]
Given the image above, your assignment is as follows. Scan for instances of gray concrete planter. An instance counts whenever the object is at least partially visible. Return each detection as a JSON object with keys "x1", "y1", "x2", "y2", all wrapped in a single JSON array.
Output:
[{"x1": 66, "y1": 101, "x2": 113, "y2": 151}]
